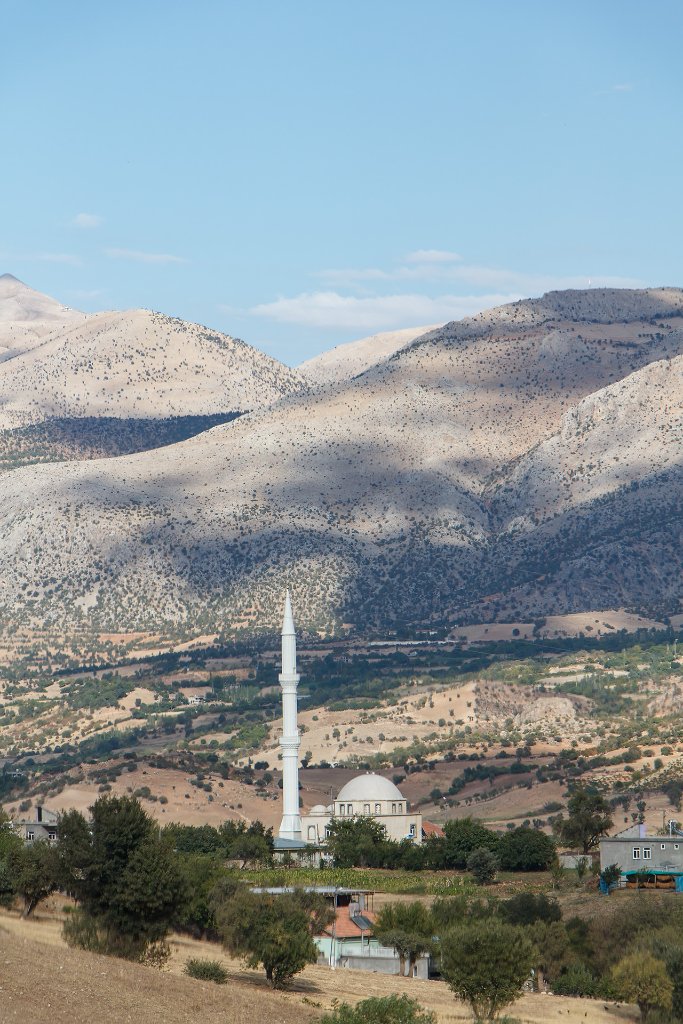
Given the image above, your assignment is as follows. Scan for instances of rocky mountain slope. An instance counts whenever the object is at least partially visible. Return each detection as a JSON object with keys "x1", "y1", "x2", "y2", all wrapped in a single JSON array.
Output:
[
  {"x1": 0, "y1": 277, "x2": 309, "y2": 465},
  {"x1": 298, "y1": 323, "x2": 440, "y2": 384},
  {"x1": 0, "y1": 272, "x2": 86, "y2": 359},
  {"x1": 0, "y1": 285, "x2": 680, "y2": 637}
]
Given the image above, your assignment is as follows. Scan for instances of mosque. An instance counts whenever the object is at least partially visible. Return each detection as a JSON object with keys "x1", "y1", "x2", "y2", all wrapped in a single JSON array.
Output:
[{"x1": 274, "y1": 592, "x2": 439, "y2": 854}]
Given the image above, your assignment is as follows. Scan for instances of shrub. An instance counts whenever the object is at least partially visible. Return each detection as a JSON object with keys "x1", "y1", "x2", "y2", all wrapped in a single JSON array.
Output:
[
  {"x1": 184, "y1": 957, "x2": 228, "y2": 984},
  {"x1": 319, "y1": 994, "x2": 435, "y2": 1024},
  {"x1": 467, "y1": 847, "x2": 499, "y2": 885},
  {"x1": 552, "y1": 963, "x2": 601, "y2": 997}
]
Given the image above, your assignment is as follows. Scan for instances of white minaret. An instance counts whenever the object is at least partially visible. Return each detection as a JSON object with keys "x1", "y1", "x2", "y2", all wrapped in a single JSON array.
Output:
[{"x1": 278, "y1": 590, "x2": 302, "y2": 841}]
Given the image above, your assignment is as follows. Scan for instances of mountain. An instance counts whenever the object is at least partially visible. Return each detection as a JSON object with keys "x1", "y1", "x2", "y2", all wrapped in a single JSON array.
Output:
[
  {"x1": 0, "y1": 280, "x2": 309, "y2": 465},
  {"x1": 0, "y1": 273, "x2": 86, "y2": 359},
  {"x1": 0, "y1": 286, "x2": 680, "y2": 638},
  {"x1": 298, "y1": 324, "x2": 441, "y2": 385}
]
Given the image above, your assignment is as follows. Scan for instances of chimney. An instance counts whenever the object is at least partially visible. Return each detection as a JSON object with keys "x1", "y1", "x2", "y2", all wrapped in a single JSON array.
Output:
[
  {"x1": 639, "y1": 823, "x2": 647, "y2": 838},
  {"x1": 37, "y1": 806, "x2": 42, "y2": 823}
]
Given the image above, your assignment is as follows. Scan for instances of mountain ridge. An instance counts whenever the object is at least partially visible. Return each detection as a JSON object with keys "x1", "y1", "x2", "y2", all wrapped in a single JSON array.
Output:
[{"x1": 0, "y1": 281, "x2": 679, "y2": 638}]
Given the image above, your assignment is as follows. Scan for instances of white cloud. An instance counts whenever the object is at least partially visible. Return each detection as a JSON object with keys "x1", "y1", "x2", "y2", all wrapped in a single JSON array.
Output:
[
  {"x1": 405, "y1": 249, "x2": 462, "y2": 263},
  {"x1": 613, "y1": 83, "x2": 633, "y2": 92},
  {"x1": 36, "y1": 252, "x2": 82, "y2": 266},
  {"x1": 105, "y1": 248, "x2": 187, "y2": 265},
  {"x1": 316, "y1": 260, "x2": 642, "y2": 292},
  {"x1": 73, "y1": 212, "x2": 103, "y2": 229},
  {"x1": 250, "y1": 291, "x2": 521, "y2": 331}
]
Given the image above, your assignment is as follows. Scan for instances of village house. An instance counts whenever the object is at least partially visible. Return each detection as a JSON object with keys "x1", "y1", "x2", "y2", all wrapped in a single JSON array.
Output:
[
  {"x1": 13, "y1": 805, "x2": 59, "y2": 844},
  {"x1": 600, "y1": 823, "x2": 683, "y2": 890}
]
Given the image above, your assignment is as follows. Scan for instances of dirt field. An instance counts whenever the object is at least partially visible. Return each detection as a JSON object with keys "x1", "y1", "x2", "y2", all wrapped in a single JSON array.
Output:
[{"x1": 0, "y1": 908, "x2": 639, "y2": 1024}]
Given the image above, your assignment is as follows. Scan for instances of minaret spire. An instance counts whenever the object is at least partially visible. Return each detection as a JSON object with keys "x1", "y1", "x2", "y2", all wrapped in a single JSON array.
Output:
[{"x1": 278, "y1": 590, "x2": 302, "y2": 842}]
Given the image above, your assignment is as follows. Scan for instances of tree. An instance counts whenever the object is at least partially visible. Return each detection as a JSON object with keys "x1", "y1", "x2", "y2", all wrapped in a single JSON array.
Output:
[
  {"x1": 373, "y1": 902, "x2": 434, "y2": 977},
  {"x1": 319, "y1": 994, "x2": 436, "y2": 1024},
  {"x1": 62, "y1": 796, "x2": 185, "y2": 961},
  {"x1": 467, "y1": 847, "x2": 499, "y2": 885},
  {"x1": 440, "y1": 919, "x2": 535, "y2": 1022},
  {"x1": 497, "y1": 827, "x2": 555, "y2": 871},
  {"x1": 215, "y1": 888, "x2": 317, "y2": 987},
  {"x1": 436, "y1": 818, "x2": 500, "y2": 870},
  {"x1": 553, "y1": 786, "x2": 613, "y2": 854},
  {"x1": 228, "y1": 832, "x2": 272, "y2": 868},
  {"x1": 499, "y1": 893, "x2": 561, "y2": 927},
  {"x1": 325, "y1": 817, "x2": 388, "y2": 867},
  {"x1": 0, "y1": 809, "x2": 22, "y2": 907},
  {"x1": 8, "y1": 840, "x2": 61, "y2": 917},
  {"x1": 611, "y1": 953, "x2": 673, "y2": 1021}
]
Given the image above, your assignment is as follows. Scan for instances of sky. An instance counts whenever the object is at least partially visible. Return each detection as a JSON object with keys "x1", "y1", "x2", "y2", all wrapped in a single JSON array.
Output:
[{"x1": 2, "y1": 0, "x2": 682, "y2": 365}]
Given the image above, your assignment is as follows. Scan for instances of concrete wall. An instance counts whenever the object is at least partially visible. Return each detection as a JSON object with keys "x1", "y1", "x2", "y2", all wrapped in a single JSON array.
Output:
[{"x1": 600, "y1": 836, "x2": 683, "y2": 873}]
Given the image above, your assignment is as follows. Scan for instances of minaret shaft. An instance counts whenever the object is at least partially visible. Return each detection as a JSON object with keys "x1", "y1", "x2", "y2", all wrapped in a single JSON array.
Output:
[{"x1": 278, "y1": 590, "x2": 302, "y2": 841}]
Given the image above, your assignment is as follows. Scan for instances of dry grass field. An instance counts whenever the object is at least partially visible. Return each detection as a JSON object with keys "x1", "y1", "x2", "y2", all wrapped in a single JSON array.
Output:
[{"x1": 0, "y1": 906, "x2": 639, "y2": 1024}]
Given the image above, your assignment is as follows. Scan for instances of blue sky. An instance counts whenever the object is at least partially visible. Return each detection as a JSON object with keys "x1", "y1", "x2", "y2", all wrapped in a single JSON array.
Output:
[{"x1": 2, "y1": 0, "x2": 682, "y2": 364}]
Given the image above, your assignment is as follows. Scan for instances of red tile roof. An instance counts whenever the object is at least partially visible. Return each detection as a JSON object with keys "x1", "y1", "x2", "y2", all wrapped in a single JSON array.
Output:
[{"x1": 422, "y1": 820, "x2": 445, "y2": 838}]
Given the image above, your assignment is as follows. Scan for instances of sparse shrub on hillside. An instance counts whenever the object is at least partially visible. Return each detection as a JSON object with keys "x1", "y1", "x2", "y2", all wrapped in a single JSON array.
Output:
[
  {"x1": 319, "y1": 994, "x2": 436, "y2": 1024},
  {"x1": 184, "y1": 957, "x2": 228, "y2": 984}
]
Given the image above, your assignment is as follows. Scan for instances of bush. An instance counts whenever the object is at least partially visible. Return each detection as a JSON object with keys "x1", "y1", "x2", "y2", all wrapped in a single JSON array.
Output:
[
  {"x1": 612, "y1": 953, "x2": 673, "y2": 1021},
  {"x1": 497, "y1": 827, "x2": 555, "y2": 871},
  {"x1": 467, "y1": 847, "x2": 499, "y2": 885},
  {"x1": 184, "y1": 957, "x2": 228, "y2": 984},
  {"x1": 319, "y1": 994, "x2": 435, "y2": 1024},
  {"x1": 499, "y1": 893, "x2": 561, "y2": 926},
  {"x1": 552, "y1": 963, "x2": 601, "y2": 997}
]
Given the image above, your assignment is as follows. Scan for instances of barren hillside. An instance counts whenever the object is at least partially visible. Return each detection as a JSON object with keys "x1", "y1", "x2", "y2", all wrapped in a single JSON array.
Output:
[
  {"x1": 0, "y1": 306, "x2": 308, "y2": 428},
  {"x1": 0, "y1": 287, "x2": 680, "y2": 636},
  {"x1": 0, "y1": 272, "x2": 86, "y2": 358},
  {"x1": 298, "y1": 323, "x2": 440, "y2": 384}
]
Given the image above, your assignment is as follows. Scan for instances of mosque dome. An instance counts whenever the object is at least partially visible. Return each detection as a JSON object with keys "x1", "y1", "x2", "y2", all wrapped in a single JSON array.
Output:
[{"x1": 336, "y1": 773, "x2": 404, "y2": 803}]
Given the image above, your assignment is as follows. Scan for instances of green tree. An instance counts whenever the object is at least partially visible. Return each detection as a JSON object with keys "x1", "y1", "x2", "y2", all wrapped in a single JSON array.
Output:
[
  {"x1": 325, "y1": 816, "x2": 388, "y2": 867},
  {"x1": 215, "y1": 888, "x2": 317, "y2": 987},
  {"x1": 599, "y1": 863, "x2": 622, "y2": 892},
  {"x1": 497, "y1": 827, "x2": 555, "y2": 871},
  {"x1": 62, "y1": 796, "x2": 185, "y2": 961},
  {"x1": 553, "y1": 786, "x2": 613, "y2": 854},
  {"x1": 8, "y1": 840, "x2": 61, "y2": 917},
  {"x1": 437, "y1": 818, "x2": 500, "y2": 870},
  {"x1": 0, "y1": 810, "x2": 22, "y2": 907},
  {"x1": 373, "y1": 901, "x2": 434, "y2": 977},
  {"x1": 440, "y1": 919, "x2": 535, "y2": 1022},
  {"x1": 611, "y1": 953, "x2": 673, "y2": 1021},
  {"x1": 499, "y1": 893, "x2": 561, "y2": 927},
  {"x1": 319, "y1": 994, "x2": 436, "y2": 1024},
  {"x1": 467, "y1": 847, "x2": 499, "y2": 885}
]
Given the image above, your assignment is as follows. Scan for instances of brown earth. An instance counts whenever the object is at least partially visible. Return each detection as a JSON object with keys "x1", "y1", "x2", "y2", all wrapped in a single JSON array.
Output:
[{"x1": 0, "y1": 908, "x2": 639, "y2": 1024}]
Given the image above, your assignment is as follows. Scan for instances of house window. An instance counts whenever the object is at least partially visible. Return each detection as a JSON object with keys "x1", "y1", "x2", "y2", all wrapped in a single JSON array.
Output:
[
  {"x1": 48, "y1": 831, "x2": 57, "y2": 842},
  {"x1": 662, "y1": 844, "x2": 667, "y2": 850},
  {"x1": 643, "y1": 848, "x2": 652, "y2": 860},
  {"x1": 363, "y1": 804, "x2": 370, "y2": 814},
  {"x1": 676, "y1": 844, "x2": 680, "y2": 851},
  {"x1": 26, "y1": 830, "x2": 34, "y2": 841},
  {"x1": 632, "y1": 848, "x2": 641, "y2": 859},
  {"x1": 375, "y1": 803, "x2": 381, "y2": 814}
]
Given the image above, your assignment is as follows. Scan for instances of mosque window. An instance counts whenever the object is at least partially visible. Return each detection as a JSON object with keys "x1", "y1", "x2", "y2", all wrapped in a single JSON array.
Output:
[
  {"x1": 375, "y1": 803, "x2": 381, "y2": 814},
  {"x1": 363, "y1": 804, "x2": 370, "y2": 814},
  {"x1": 339, "y1": 805, "x2": 346, "y2": 816},
  {"x1": 308, "y1": 826, "x2": 316, "y2": 840},
  {"x1": 392, "y1": 803, "x2": 397, "y2": 814}
]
